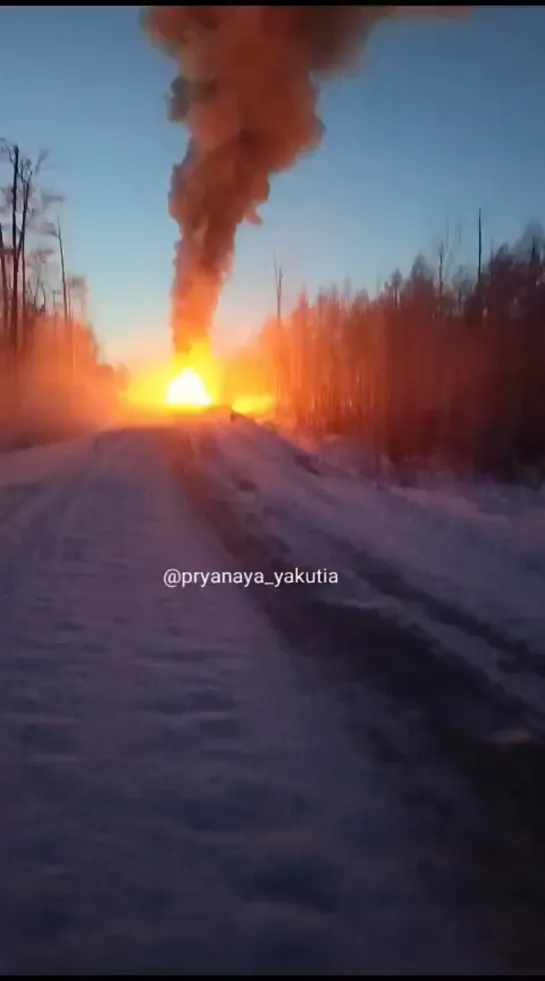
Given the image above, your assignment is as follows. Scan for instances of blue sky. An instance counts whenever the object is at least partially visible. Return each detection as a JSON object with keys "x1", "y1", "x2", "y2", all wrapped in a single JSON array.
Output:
[{"x1": 1, "y1": 6, "x2": 544, "y2": 368}]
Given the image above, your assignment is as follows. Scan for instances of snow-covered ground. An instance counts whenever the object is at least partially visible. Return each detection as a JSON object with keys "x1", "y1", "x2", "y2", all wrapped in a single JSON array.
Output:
[
  {"x1": 186, "y1": 417, "x2": 545, "y2": 728},
  {"x1": 0, "y1": 427, "x2": 500, "y2": 974}
]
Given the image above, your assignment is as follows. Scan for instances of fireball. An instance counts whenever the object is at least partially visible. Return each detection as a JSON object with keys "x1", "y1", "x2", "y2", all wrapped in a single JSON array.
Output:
[{"x1": 166, "y1": 366, "x2": 212, "y2": 409}]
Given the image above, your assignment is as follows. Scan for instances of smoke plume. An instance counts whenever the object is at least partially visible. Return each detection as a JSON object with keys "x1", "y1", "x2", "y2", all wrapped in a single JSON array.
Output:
[{"x1": 141, "y1": 5, "x2": 468, "y2": 354}]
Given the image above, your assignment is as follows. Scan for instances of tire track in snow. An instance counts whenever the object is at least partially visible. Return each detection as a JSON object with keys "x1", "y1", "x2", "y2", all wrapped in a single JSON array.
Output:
[{"x1": 0, "y1": 430, "x2": 133, "y2": 610}]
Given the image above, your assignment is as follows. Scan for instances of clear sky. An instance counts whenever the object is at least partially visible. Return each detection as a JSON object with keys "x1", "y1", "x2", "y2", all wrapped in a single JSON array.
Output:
[{"x1": 1, "y1": 6, "x2": 544, "y2": 369}]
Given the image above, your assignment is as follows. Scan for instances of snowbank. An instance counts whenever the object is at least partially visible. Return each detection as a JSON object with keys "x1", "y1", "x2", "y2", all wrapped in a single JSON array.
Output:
[{"x1": 204, "y1": 420, "x2": 545, "y2": 660}]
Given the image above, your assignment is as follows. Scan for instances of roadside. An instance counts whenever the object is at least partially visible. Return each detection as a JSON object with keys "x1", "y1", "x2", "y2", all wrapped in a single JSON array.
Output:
[{"x1": 191, "y1": 414, "x2": 545, "y2": 726}]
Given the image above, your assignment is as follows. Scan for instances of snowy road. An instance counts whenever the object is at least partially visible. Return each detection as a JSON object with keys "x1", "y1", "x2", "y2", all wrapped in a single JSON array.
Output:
[{"x1": 0, "y1": 426, "x2": 543, "y2": 973}]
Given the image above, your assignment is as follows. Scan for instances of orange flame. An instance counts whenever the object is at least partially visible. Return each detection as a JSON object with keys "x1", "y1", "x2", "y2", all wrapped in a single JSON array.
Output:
[{"x1": 231, "y1": 393, "x2": 275, "y2": 417}]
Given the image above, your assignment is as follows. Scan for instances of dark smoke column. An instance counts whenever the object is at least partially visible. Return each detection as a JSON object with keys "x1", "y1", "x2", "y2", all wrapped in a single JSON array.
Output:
[{"x1": 141, "y1": 6, "x2": 469, "y2": 355}]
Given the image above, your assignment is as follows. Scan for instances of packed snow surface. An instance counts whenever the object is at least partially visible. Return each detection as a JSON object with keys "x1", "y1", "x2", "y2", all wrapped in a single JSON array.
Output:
[{"x1": 0, "y1": 427, "x2": 496, "y2": 974}]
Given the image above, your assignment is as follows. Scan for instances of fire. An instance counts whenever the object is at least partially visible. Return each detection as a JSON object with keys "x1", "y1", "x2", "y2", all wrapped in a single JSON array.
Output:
[
  {"x1": 123, "y1": 341, "x2": 218, "y2": 417},
  {"x1": 231, "y1": 393, "x2": 274, "y2": 417},
  {"x1": 166, "y1": 366, "x2": 212, "y2": 408}
]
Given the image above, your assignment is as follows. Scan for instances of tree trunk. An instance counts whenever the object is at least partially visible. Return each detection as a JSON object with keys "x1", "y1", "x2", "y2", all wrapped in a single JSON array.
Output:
[
  {"x1": 57, "y1": 216, "x2": 73, "y2": 380},
  {"x1": 0, "y1": 222, "x2": 9, "y2": 344},
  {"x1": 17, "y1": 177, "x2": 31, "y2": 357},
  {"x1": 10, "y1": 144, "x2": 20, "y2": 363}
]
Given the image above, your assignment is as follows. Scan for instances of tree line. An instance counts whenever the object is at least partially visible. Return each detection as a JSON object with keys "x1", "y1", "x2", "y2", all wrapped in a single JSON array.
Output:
[
  {"x1": 226, "y1": 215, "x2": 545, "y2": 482},
  {"x1": 0, "y1": 139, "x2": 125, "y2": 447}
]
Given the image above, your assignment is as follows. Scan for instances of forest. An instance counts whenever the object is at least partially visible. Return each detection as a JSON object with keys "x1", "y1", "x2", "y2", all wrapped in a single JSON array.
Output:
[
  {"x1": 226, "y1": 216, "x2": 545, "y2": 483},
  {"x1": 0, "y1": 139, "x2": 124, "y2": 450}
]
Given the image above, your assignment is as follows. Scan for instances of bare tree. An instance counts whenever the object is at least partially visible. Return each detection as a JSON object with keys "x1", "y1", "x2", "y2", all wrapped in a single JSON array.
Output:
[{"x1": 0, "y1": 141, "x2": 62, "y2": 370}]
